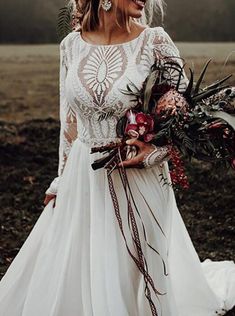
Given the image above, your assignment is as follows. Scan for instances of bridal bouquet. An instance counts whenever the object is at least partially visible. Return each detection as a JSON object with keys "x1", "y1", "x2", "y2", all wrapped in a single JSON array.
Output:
[{"x1": 91, "y1": 59, "x2": 235, "y2": 189}]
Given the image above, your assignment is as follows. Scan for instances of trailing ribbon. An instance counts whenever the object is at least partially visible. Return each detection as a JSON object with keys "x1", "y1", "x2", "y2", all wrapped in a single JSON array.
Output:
[{"x1": 106, "y1": 148, "x2": 168, "y2": 316}]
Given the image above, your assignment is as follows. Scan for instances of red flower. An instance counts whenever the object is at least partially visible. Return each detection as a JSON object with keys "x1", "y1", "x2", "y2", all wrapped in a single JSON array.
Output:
[
  {"x1": 136, "y1": 113, "x2": 146, "y2": 124},
  {"x1": 169, "y1": 146, "x2": 189, "y2": 189}
]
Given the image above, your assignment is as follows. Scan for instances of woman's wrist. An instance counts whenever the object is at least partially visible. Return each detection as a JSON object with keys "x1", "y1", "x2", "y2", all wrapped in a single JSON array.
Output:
[{"x1": 142, "y1": 145, "x2": 171, "y2": 168}]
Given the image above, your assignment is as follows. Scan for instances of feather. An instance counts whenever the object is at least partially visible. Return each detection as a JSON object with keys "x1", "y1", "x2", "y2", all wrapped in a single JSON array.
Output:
[{"x1": 57, "y1": 3, "x2": 73, "y2": 42}]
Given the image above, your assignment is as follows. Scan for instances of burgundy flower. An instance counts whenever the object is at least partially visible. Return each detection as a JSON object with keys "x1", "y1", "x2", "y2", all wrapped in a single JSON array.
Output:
[
  {"x1": 125, "y1": 110, "x2": 155, "y2": 140},
  {"x1": 137, "y1": 113, "x2": 154, "y2": 133},
  {"x1": 125, "y1": 123, "x2": 139, "y2": 138},
  {"x1": 152, "y1": 83, "x2": 172, "y2": 97},
  {"x1": 169, "y1": 146, "x2": 189, "y2": 189}
]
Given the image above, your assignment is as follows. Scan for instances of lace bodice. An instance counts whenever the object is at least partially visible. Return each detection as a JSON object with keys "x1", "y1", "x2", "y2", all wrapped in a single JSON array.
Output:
[{"x1": 46, "y1": 26, "x2": 188, "y2": 195}]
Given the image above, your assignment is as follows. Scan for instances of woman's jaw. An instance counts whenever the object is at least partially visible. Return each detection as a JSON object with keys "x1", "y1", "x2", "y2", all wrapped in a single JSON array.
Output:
[{"x1": 113, "y1": 0, "x2": 146, "y2": 19}]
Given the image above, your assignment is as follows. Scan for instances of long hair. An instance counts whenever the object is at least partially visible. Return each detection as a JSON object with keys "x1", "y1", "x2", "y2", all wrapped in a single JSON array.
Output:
[
  {"x1": 70, "y1": 0, "x2": 165, "y2": 32},
  {"x1": 138, "y1": 0, "x2": 165, "y2": 26}
]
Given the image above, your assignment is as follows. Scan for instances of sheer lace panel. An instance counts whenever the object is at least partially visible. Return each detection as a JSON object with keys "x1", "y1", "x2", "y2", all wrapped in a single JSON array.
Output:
[{"x1": 58, "y1": 35, "x2": 78, "y2": 176}]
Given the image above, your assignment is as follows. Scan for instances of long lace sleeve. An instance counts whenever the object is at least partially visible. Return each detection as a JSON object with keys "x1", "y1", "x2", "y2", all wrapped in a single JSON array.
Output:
[
  {"x1": 147, "y1": 27, "x2": 189, "y2": 165},
  {"x1": 151, "y1": 27, "x2": 189, "y2": 92},
  {"x1": 46, "y1": 34, "x2": 78, "y2": 196}
]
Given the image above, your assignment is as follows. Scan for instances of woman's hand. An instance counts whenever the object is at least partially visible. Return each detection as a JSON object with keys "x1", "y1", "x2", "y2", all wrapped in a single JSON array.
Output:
[
  {"x1": 118, "y1": 139, "x2": 156, "y2": 168},
  {"x1": 44, "y1": 194, "x2": 56, "y2": 207}
]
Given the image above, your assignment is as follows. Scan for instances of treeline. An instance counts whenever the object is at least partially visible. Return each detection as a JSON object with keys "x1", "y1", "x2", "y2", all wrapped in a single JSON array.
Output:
[
  {"x1": 0, "y1": 0, "x2": 234, "y2": 43},
  {"x1": 164, "y1": 0, "x2": 235, "y2": 41}
]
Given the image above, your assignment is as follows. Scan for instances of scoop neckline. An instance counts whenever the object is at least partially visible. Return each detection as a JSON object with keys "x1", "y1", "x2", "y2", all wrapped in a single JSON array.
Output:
[{"x1": 78, "y1": 27, "x2": 149, "y2": 47}]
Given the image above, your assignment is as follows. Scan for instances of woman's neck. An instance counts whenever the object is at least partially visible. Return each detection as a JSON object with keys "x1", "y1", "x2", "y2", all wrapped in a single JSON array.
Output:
[
  {"x1": 98, "y1": 11, "x2": 132, "y2": 43},
  {"x1": 81, "y1": 13, "x2": 144, "y2": 45}
]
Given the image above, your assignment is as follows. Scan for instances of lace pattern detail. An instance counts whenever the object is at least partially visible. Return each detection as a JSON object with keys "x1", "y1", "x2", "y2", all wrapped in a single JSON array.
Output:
[
  {"x1": 58, "y1": 33, "x2": 78, "y2": 176},
  {"x1": 78, "y1": 136, "x2": 122, "y2": 147},
  {"x1": 143, "y1": 145, "x2": 170, "y2": 168},
  {"x1": 150, "y1": 27, "x2": 189, "y2": 92}
]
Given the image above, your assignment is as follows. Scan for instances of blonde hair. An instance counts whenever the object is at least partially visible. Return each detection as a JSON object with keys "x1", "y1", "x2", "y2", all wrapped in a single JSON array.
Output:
[
  {"x1": 139, "y1": 0, "x2": 165, "y2": 25},
  {"x1": 70, "y1": 0, "x2": 165, "y2": 32}
]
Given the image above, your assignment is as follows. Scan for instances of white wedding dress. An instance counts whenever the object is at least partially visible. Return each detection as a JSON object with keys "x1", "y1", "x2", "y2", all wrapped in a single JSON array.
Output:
[{"x1": 0, "y1": 27, "x2": 234, "y2": 316}]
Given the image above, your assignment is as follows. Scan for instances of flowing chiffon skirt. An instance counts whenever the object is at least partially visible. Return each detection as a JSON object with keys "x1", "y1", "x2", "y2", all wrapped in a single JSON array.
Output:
[{"x1": 0, "y1": 137, "x2": 235, "y2": 316}]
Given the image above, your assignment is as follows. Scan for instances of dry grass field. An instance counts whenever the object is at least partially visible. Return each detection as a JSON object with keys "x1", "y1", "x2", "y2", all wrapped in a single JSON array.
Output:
[
  {"x1": 0, "y1": 42, "x2": 234, "y2": 122},
  {"x1": 0, "y1": 43, "x2": 235, "y2": 314}
]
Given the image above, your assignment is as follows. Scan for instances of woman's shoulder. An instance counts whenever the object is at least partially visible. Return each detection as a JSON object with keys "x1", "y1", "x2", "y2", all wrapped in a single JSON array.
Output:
[
  {"x1": 147, "y1": 26, "x2": 179, "y2": 55},
  {"x1": 60, "y1": 31, "x2": 80, "y2": 49},
  {"x1": 148, "y1": 26, "x2": 175, "y2": 43}
]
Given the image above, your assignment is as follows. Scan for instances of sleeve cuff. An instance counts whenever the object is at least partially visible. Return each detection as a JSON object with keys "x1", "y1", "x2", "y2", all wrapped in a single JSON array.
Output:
[{"x1": 45, "y1": 176, "x2": 60, "y2": 195}]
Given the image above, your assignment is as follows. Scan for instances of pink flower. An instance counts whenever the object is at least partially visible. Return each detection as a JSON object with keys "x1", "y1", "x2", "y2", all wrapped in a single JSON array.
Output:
[
  {"x1": 155, "y1": 89, "x2": 188, "y2": 118},
  {"x1": 138, "y1": 123, "x2": 148, "y2": 135}
]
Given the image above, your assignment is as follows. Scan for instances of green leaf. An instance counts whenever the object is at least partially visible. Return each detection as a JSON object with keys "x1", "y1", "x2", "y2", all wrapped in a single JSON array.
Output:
[
  {"x1": 194, "y1": 59, "x2": 212, "y2": 95},
  {"x1": 143, "y1": 70, "x2": 158, "y2": 112},
  {"x1": 193, "y1": 85, "x2": 229, "y2": 102},
  {"x1": 204, "y1": 74, "x2": 232, "y2": 92},
  {"x1": 184, "y1": 68, "x2": 194, "y2": 98}
]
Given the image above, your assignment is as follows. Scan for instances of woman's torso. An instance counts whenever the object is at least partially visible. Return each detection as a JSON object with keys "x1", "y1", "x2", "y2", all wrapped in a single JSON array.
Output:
[{"x1": 61, "y1": 27, "x2": 174, "y2": 147}]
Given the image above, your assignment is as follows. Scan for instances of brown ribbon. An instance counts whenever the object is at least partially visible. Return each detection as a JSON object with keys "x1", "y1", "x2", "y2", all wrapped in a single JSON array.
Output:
[{"x1": 106, "y1": 155, "x2": 168, "y2": 316}]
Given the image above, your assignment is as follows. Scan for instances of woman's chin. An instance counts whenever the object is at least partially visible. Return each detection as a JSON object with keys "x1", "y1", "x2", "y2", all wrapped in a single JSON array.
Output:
[{"x1": 128, "y1": 0, "x2": 146, "y2": 18}]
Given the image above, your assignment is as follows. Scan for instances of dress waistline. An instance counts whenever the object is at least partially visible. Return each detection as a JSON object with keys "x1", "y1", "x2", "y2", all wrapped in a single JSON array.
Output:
[{"x1": 77, "y1": 136, "x2": 122, "y2": 148}]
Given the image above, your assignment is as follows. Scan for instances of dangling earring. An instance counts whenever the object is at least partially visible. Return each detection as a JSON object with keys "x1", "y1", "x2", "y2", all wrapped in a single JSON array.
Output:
[{"x1": 101, "y1": 0, "x2": 112, "y2": 11}]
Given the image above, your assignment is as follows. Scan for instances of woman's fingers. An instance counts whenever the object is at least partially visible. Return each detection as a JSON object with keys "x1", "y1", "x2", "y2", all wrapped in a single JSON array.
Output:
[
  {"x1": 126, "y1": 138, "x2": 145, "y2": 149},
  {"x1": 118, "y1": 139, "x2": 156, "y2": 168},
  {"x1": 119, "y1": 154, "x2": 143, "y2": 168},
  {"x1": 44, "y1": 194, "x2": 56, "y2": 207}
]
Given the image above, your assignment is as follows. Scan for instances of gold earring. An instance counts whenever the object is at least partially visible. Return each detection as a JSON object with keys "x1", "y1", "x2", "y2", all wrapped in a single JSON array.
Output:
[{"x1": 101, "y1": 0, "x2": 112, "y2": 11}]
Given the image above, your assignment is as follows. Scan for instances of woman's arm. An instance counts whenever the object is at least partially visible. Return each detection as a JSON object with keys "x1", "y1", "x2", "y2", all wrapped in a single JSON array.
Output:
[
  {"x1": 152, "y1": 26, "x2": 189, "y2": 91},
  {"x1": 119, "y1": 27, "x2": 189, "y2": 169},
  {"x1": 45, "y1": 34, "x2": 78, "y2": 200}
]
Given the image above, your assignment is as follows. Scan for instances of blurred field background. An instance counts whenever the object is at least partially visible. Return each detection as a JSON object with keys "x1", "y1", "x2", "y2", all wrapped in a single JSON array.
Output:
[
  {"x1": 0, "y1": 0, "x2": 235, "y2": 314},
  {"x1": 0, "y1": 43, "x2": 234, "y2": 122},
  {"x1": 0, "y1": 0, "x2": 234, "y2": 43}
]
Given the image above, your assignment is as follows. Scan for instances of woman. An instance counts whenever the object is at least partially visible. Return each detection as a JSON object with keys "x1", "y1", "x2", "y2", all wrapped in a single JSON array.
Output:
[{"x1": 0, "y1": 0, "x2": 235, "y2": 315}]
